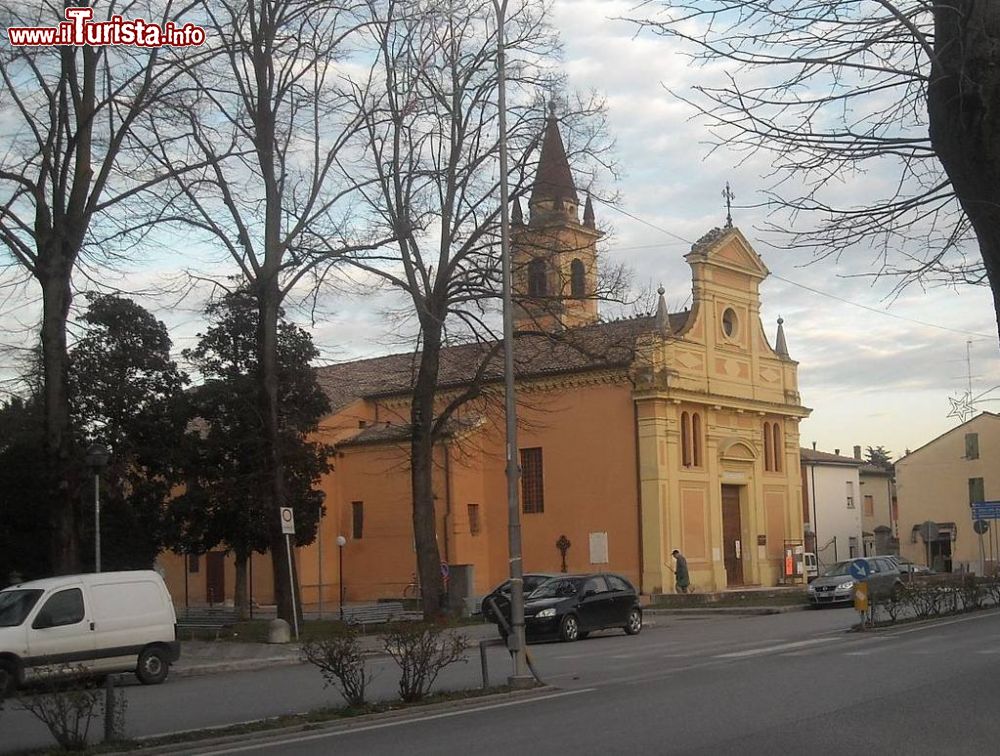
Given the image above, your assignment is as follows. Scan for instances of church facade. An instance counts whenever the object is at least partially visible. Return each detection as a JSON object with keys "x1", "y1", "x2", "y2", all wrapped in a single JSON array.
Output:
[{"x1": 161, "y1": 115, "x2": 810, "y2": 608}]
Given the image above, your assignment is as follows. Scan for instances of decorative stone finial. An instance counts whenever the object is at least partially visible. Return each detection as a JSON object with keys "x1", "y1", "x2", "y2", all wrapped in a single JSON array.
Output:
[
  {"x1": 775, "y1": 316, "x2": 789, "y2": 357},
  {"x1": 655, "y1": 284, "x2": 672, "y2": 338}
]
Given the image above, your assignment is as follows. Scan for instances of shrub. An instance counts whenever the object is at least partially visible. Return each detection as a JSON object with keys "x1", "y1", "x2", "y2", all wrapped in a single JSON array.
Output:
[
  {"x1": 17, "y1": 667, "x2": 102, "y2": 751},
  {"x1": 383, "y1": 622, "x2": 468, "y2": 703},
  {"x1": 302, "y1": 629, "x2": 373, "y2": 707}
]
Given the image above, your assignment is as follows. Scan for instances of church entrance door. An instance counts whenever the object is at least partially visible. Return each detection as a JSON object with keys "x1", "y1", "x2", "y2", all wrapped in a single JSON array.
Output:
[{"x1": 722, "y1": 485, "x2": 744, "y2": 586}]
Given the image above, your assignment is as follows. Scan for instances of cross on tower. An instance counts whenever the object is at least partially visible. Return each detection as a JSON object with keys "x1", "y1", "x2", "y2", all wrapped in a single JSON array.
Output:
[{"x1": 722, "y1": 182, "x2": 735, "y2": 228}]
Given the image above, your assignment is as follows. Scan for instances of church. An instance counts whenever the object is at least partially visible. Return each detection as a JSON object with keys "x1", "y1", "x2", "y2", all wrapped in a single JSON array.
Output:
[{"x1": 161, "y1": 113, "x2": 810, "y2": 608}]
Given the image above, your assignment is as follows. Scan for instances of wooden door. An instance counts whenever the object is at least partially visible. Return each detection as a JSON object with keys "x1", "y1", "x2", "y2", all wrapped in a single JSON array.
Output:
[
  {"x1": 722, "y1": 485, "x2": 744, "y2": 586},
  {"x1": 206, "y1": 552, "x2": 226, "y2": 605}
]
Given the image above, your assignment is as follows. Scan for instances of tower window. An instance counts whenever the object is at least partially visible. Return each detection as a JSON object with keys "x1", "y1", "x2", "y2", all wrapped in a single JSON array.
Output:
[
  {"x1": 528, "y1": 259, "x2": 547, "y2": 297},
  {"x1": 722, "y1": 307, "x2": 738, "y2": 338},
  {"x1": 570, "y1": 258, "x2": 586, "y2": 298}
]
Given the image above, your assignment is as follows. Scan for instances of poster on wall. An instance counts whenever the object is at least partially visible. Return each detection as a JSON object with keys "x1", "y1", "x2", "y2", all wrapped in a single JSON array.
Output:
[{"x1": 589, "y1": 532, "x2": 609, "y2": 564}]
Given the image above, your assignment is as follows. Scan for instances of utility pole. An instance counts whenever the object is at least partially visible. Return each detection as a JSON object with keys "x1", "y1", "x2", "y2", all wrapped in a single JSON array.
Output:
[{"x1": 494, "y1": 0, "x2": 530, "y2": 687}]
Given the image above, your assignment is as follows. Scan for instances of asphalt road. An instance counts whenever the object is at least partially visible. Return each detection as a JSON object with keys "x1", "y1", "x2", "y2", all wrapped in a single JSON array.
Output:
[{"x1": 10, "y1": 606, "x2": 997, "y2": 754}]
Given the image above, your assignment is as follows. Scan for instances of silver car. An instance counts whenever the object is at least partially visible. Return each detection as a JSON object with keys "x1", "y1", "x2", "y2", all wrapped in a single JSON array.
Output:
[{"x1": 807, "y1": 557, "x2": 903, "y2": 606}]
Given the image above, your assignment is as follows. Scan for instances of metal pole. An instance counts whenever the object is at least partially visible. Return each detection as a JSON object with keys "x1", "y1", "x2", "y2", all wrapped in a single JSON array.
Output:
[
  {"x1": 94, "y1": 472, "x2": 101, "y2": 573},
  {"x1": 286, "y1": 534, "x2": 299, "y2": 639},
  {"x1": 317, "y1": 506, "x2": 323, "y2": 620},
  {"x1": 493, "y1": 0, "x2": 530, "y2": 686},
  {"x1": 339, "y1": 544, "x2": 345, "y2": 622}
]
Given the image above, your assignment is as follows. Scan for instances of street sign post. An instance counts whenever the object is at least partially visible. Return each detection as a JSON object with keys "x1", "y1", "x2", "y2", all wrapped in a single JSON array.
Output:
[
  {"x1": 848, "y1": 558, "x2": 871, "y2": 581},
  {"x1": 279, "y1": 507, "x2": 299, "y2": 640},
  {"x1": 849, "y1": 559, "x2": 870, "y2": 629}
]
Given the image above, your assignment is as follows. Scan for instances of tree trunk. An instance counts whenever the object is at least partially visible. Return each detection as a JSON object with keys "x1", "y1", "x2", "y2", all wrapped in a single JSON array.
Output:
[
  {"x1": 234, "y1": 549, "x2": 249, "y2": 621},
  {"x1": 929, "y1": 1, "x2": 1000, "y2": 343},
  {"x1": 411, "y1": 323, "x2": 446, "y2": 619},
  {"x1": 39, "y1": 246, "x2": 78, "y2": 575},
  {"x1": 257, "y1": 280, "x2": 298, "y2": 625}
]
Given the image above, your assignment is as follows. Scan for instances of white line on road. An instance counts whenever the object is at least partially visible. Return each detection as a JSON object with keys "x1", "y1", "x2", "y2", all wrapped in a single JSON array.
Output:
[
  {"x1": 191, "y1": 688, "x2": 598, "y2": 755},
  {"x1": 714, "y1": 638, "x2": 837, "y2": 658}
]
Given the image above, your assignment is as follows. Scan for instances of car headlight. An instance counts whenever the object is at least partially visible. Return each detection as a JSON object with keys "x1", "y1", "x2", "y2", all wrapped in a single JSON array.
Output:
[
  {"x1": 837, "y1": 581, "x2": 855, "y2": 591},
  {"x1": 807, "y1": 584, "x2": 816, "y2": 592},
  {"x1": 535, "y1": 608, "x2": 556, "y2": 618}
]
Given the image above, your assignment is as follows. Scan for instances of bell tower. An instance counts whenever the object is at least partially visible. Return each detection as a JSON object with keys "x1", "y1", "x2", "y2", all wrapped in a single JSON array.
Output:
[{"x1": 513, "y1": 104, "x2": 602, "y2": 331}]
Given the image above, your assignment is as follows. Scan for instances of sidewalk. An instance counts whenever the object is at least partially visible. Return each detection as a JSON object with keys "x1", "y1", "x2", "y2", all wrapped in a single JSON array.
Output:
[{"x1": 173, "y1": 621, "x2": 502, "y2": 678}]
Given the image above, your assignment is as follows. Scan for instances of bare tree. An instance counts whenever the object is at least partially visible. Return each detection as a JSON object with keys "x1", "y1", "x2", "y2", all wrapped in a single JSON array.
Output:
[
  {"x1": 345, "y1": 0, "x2": 617, "y2": 617},
  {"x1": 147, "y1": 0, "x2": 387, "y2": 622},
  {"x1": 628, "y1": 1, "x2": 1000, "y2": 341},
  {"x1": 0, "y1": 0, "x2": 204, "y2": 573}
]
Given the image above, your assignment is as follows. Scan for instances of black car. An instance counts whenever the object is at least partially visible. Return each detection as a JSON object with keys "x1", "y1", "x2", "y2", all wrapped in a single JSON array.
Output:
[
  {"x1": 490, "y1": 573, "x2": 643, "y2": 642},
  {"x1": 480, "y1": 573, "x2": 557, "y2": 624}
]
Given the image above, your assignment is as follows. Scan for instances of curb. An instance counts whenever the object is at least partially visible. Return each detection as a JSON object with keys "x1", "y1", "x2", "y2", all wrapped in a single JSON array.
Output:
[
  {"x1": 129, "y1": 685, "x2": 559, "y2": 755},
  {"x1": 644, "y1": 605, "x2": 809, "y2": 617}
]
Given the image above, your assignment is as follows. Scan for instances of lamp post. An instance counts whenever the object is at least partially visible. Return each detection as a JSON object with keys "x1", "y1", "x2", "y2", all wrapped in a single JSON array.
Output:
[
  {"x1": 85, "y1": 443, "x2": 110, "y2": 573},
  {"x1": 336, "y1": 535, "x2": 347, "y2": 622}
]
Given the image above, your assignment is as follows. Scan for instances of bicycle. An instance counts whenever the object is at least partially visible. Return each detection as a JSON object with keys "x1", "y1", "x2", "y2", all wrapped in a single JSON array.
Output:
[{"x1": 403, "y1": 572, "x2": 421, "y2": 599}]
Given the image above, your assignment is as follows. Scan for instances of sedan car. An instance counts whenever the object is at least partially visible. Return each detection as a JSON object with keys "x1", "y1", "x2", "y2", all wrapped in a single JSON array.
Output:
[
  {"x1": 489, "y1": 573, "x2": 643, "y2": 642},
  {"x1": 894, "y1": 557, "x2": 933, "y2": 580},
  {"x1": 479, "y1": 573, "x2": 557, "y2": 624},
  {"x1": 807, "y1": 556, "x2": 903, "y2": 606}
]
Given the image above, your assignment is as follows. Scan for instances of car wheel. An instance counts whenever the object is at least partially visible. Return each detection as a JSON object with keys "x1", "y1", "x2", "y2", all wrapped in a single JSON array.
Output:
[
  {"x1": 559, "y1": 614, "x2": 580, "y2": 642},
  {"x1": 624, "y1": 608, "x2": 643, "y2": 635},
  {"x1": 0, "y1": 660, "x2": 17, "y2": 699},
  {"x1": 136, "y1": 646, "x2": 170, "y2": 685}
]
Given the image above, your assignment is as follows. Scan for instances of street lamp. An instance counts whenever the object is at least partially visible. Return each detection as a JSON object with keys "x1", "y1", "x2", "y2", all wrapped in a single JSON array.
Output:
[
  {"x1": 85, "y1": 443, "x2": 110, "y2": 573},
  {"x1": 336, "y1": 535, "x2": 347, "y2": 622}
]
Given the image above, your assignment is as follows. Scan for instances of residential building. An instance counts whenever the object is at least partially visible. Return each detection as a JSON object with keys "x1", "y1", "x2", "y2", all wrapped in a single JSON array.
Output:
[
  {"x1": 853, "y1": 445, "x2": 898, "y2": 557},
  {"x1": 161, "y1": 113, "x2": 811, "y2": 607},
  {"x1": 800, "y1": 447, "x2": 864, "y2": 571},
  {"x1": 897, "y1": 412, "x2": 1000, "y2": 573}
]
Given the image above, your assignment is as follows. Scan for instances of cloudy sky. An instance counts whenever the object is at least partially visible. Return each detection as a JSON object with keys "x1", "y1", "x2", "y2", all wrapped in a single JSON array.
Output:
[
  {"x1": 545, "y1": 0, "x2": 1000, "y2": 459},
  {"x1": 2, "y1": 0, "x2": 997, "y2": 463}
]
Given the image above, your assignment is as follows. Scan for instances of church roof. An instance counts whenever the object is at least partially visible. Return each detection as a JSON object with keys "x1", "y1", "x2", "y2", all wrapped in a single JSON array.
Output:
[
  {"x1": 529, "y1": 110, "x2": 579, "y2": 207},
  {"x1": 314, "y1": 312, "x2": 689, "y2": 413}
]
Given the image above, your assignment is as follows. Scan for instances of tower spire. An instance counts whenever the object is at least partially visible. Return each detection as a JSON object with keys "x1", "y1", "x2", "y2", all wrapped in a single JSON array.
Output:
[
  {"x1": 775, "y1": 316, "x2": 789, "y2": 357},
  {"x1": 655, "y1": 285, "x2": 672, "y2": 337},
  {"x1": 529, "y1": 101, "x2": 579, "y2": 213}
]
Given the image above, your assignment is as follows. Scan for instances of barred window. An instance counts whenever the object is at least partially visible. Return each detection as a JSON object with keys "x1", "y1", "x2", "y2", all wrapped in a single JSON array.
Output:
[
  {"x1": 468, "y1": 503, "x2": 481, "y2": 536},
  {"x1": 570, "y1": 258, "x2": 586, "y2": 297},
  {"x1": 520, "y1": 448, "x2": 544, "y2": 514}
]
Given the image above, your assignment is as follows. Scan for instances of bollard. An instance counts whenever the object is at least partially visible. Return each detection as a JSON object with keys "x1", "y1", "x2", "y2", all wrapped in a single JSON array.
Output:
[{"x1": 480, "y1": 639, "x2": 490, "y2": 689}]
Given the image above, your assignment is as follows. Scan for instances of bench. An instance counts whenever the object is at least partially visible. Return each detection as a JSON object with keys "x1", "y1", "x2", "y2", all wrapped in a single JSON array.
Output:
[
  {"x1": 177, "y1": 608, "x2": 240, "y2": 640},
  {"x1": 341, "y1": 602, "x2": 404, "y2": 630}
]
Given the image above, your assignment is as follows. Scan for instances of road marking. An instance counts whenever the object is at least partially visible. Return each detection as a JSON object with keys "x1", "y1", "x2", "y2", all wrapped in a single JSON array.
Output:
[
  {"x1": 714, "y1": 638, "x2": 836, "y2": 658},
  {"x1": 191, "y1": 688, "x2": 598, "y2": 755}
]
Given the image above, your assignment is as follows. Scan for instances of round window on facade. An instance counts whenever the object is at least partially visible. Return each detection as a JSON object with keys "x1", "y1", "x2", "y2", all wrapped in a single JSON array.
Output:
[{"x1": 722, "y1": 307, "x2": 738, "y2": 339}]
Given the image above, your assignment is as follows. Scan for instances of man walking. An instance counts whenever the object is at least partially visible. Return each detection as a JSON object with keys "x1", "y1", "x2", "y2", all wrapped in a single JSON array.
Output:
[{"x1": 672, "y1": 549, "x2": 690, "y2": 594}]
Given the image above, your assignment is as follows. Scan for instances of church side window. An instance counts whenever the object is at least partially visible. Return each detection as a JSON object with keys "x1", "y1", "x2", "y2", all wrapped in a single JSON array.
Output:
[
  {"x1": 692, "y1": 412, "x2": 703, "y2": 468},
  {"x1": 520, "y1": 447, "x2": 544, "y2": 513},
  {"x1": 763, "y1": 421, "x2": 773, "y2": 472},
  {"x1": 570, "y1": 258, "x2": 586, "y2": 298},
  {"x1": 772, "y1": 422, "x2": 782, "y2": 472},
  {"x1": 528, "y1": 259, "x2": 547, "y2": 297},
  {"x1": 681, "y1": 411, "x2": 692, "y2": 467}
]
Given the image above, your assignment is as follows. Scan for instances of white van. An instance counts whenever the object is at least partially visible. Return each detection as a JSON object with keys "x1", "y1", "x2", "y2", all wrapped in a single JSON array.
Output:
[
  {"x1": 0, "y1": 570, "x2": 180, "y2": 695},
  {"x1": 804, "y1": 552, "x2": 819, "y2": 582}
]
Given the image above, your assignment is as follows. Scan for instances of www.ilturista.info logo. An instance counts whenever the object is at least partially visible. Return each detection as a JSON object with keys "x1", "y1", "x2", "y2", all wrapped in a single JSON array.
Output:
[{"x1": 7, "y1": 6, "x2": 206, "y2": 47}]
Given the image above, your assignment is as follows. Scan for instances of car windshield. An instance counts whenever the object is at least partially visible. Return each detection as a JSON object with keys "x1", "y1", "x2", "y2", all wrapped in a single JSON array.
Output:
[
  {"x1": 0, "y1": 589, "x2": 43, "y2": 627},
  {"x1": 821, "y1": 561, "x2": 855, "y2": 577},
  {"x1": 531, "y1": 577, "x2": 585, "y2": 599}
]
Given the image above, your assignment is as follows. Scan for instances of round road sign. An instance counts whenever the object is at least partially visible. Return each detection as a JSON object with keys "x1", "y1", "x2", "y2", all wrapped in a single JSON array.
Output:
[
  {"x1": 848, "y1": 559, "x2": 872, "y2": 581},
  {"x1": 974, "y1": 519, "x2": 990, "y2": 535},
  {"x1": 918, "y1": 520, "x2": 939, "y2": 542}
]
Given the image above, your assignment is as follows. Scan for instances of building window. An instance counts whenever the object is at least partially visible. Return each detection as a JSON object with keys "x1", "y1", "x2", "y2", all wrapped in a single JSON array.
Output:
[
  {"x1": 863, "y1": 495, "x2": 874, "y2": 517},
  {"x1": 772, "y1": 423, "x2": 782, "y2": 472},
  {"x1": 570, "y1": 258, "x2": 586, "y2": 298},
  {"x1": 849, "y1": 536, "x2": 859, "y2": 558},
  {"x1": 528, "y1": 259, "x2": 547, "y2": 297},
  {"x1": 966, "y1": 433, "x2": 980, "y2": 460},
  {"x1": 681, "y1": 411, "x2": 692, "y2": 467},
  {"x1": 969, "y1": 477, "x2": 985, "y2": 505},
  {"x1": 846, "y1": 481, "x2": 855, "y2": 509},
  {"x1": 352, "y1": 501, "x2": 364, "y2": 539},
  {"x1": 520, "y1": 447, "x2": 544, "y2": 514},
  {"x1": 763, "y1": 421, "x2": 773, "y2": 472},
  {"x1": 692, "y1": 412, "x2": 703, "y2": 467},
  {"x1": 722, "y1": 307, "x2": 738, "y2": 338},
  {"x1": 468, "y1": 503, "x2": 481, "y2": 536},
  {"x1": 188, "y1": 554, "x2": 200, "y2": 574}
]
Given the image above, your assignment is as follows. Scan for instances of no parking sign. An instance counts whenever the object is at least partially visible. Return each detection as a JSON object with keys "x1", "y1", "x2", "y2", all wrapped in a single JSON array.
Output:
[{"x1": 280, "y1": 507, "x2": 296, "y2": 535}]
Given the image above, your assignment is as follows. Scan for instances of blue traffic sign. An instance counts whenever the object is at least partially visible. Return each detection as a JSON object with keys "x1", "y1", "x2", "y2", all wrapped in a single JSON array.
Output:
[
  {"x1": 848, "y1": 559, "x2": 872, "y2": 581},
  {"x1": 971, "y1": 501, "x2": 1000, "y2": 520}
]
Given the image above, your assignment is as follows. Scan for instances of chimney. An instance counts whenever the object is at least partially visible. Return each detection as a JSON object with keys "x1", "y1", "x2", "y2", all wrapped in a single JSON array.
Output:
[
  {"x1": 812, "y1": 441, "x2": 816, "y2": 450},
  {"x1": 853, "y1": 445, "x2": 862, "y2": 460},
  {"x1": 834, "y1": 448, "x2": 840, "y2": 456}
]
